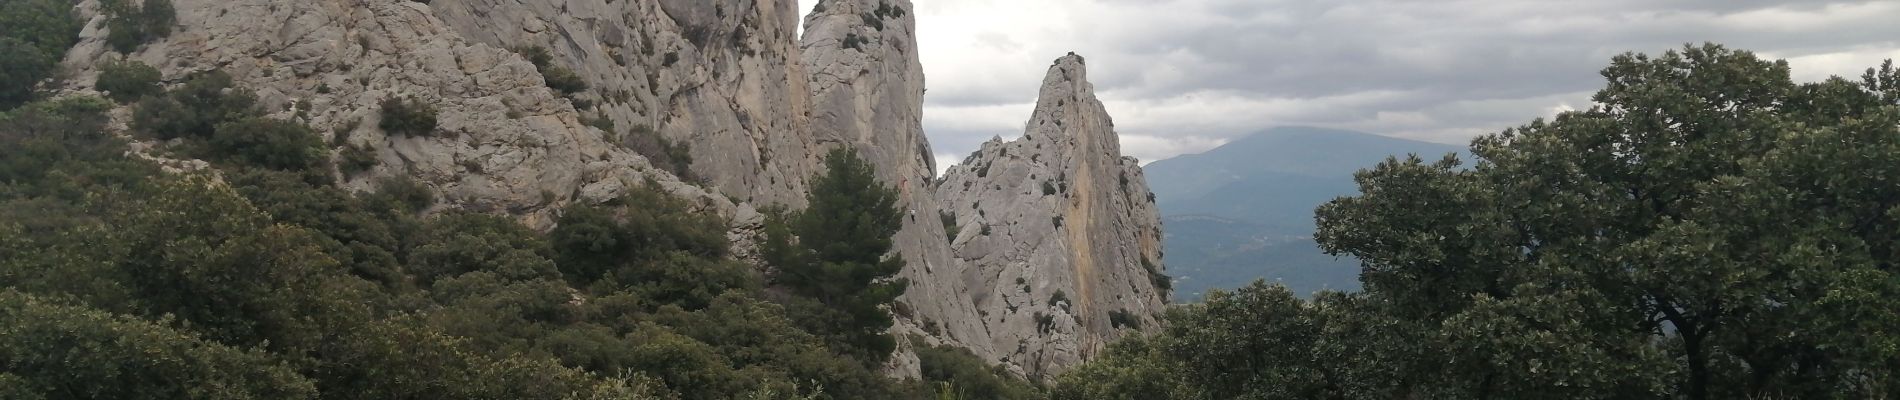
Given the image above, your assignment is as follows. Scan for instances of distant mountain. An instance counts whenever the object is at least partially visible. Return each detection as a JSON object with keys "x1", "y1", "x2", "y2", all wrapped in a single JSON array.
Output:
[{"x1": 1148, "y1": 127, "x2": 1466, "y2": 300}]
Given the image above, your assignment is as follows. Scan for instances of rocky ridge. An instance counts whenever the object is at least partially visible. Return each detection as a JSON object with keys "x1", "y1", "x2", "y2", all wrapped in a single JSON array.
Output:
[
  {"x1": 62, "y1": 0, "x2": 740, "y2": 230},
  {"x1": 62, "y1": 0, "x2": 1165, "y2": 379},
  {"x1": 938, "y1": 54, "x2": 1169, "y2": 378}
]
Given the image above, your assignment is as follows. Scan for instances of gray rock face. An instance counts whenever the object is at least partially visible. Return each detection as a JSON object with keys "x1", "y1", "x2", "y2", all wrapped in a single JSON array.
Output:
[
  {"x1": 938, "y1": 54, "x2": 1170, "y2": 379},
  {"x1": 800, "y1": 0, "x2": 994, "y2": 374},
  {"x1": 424, "y1": 0, "x2": 820, "y2": 207},
  {"x1": 63, "y1": 0, "x2": 1164, "y2": 380},
  {"x1": 62, "y1": 0, "x2": 739, "y2": 229}
]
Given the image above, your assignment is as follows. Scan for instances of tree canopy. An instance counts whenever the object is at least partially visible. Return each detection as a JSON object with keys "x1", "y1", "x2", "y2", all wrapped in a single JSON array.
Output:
[{"x1": 1057, "y1": 44, "x2": 1900, "y2": 399}]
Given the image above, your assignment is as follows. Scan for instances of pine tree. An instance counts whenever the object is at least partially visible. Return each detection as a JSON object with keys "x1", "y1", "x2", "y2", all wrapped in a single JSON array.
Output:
[{"x1": 765, "y1": 147, "x2": 910, "y2": 361}]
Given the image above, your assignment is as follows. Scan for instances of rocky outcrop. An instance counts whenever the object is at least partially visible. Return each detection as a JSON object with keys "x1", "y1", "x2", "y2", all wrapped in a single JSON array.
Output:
[
  {"x1": 423, "y1": 0, "x2": 821, "y2": 206},
  {"x1": 63, "y1": 0, "x2": 1166, "y2": 380},
  {"x1": 800, "y1": 0, "x2": 994, "y2": 374},
  {"x1": 938, "y1": 54, "x2": 1169, "y2": 378},
  {"x1": 61, "y1": 0, "x2": 741, "y2": 229}
]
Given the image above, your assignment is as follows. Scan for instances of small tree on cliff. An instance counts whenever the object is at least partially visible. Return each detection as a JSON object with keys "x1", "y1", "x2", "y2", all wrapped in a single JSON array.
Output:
[{"x1": 764, "y1": 147, "x2": 910, "y2": 362}]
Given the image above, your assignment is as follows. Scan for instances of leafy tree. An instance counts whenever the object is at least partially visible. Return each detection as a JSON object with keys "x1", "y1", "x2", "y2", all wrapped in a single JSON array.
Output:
[
  {"x1": 1313, "y1": 44, "x2": 1900, "y2": 399},
  {"x1": 409, "y1": 212, "x2": 562, "y2": 285},
  {"x1": 1051, "y1": 334, "x2": 1187, "y2": 400},
  {"x1": 101, "y1": 0, "x2": 176, "y2": 53},
  {"x1": 209, "y1": 116, "x2": 330, "y2": 173},
  {"x1": 96, "y1": 59, "x2": 164, "y2": 103},
  {"x1": 915, "y1": 340, "x2": 1044, "y2": 400},
  {"x1": 764, "y1": 147, "x2": 910, "y2": 362},
  {"x1": 1060, "y1": 44, "x2": 1900, "y2": 400},
  {"x1": 132, "y1": 70, "x2": 259, "y2": 140},
  {"x1": 0, "y1": 0, "x2": 82, "y2": 57},
  {"x1": 0, "y1": 291, "x2": 319, "y2": 399},
  {"x1": 0, "y1": 38, "x2": 56, "y2": 110}
]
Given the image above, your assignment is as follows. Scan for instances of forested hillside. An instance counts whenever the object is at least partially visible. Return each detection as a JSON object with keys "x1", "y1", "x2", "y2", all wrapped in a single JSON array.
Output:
[{"x1": 1055, "y1": 44, "x2": 1900, "y2": 399}]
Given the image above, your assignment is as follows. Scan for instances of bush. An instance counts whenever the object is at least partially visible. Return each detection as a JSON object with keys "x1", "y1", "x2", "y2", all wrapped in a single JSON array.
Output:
[
  {"x1": 622, "y1": 124, "x2": 695, "y2": 181},
  {"x1": 337, "y1": 143, "x2": 378, "y2": 177},
  {"x1": 378, "y1": 96, "x2": 438, "y2": 137},
  {"x1": 94, "y1": 60, "x2": 163, "y2": 103},
  {"x1": 131, "y1": 71, "x2": 258, "y2": 140},
  {"x1": 0, "y1": 38, "x2": 55, "y2": 110},
  {"x1": 206, "y1": 117, "x2": 329, "y2": 173},
  {"x1": 0, "y1": 292, "x2": 319, "y2": 399},
  {"x1": 1107, "y1": 309, "x2": 1141, "y2": 329},
  {"x1": 914, "y1": 341, "x2": 1043, "y2": 400},
  {"x1": 517, "y1": 46, "x2": 587, "y2": 95},
  {"x1": 367, "y1": 175, "x2": 435, "y2": 214},
  {"x1": 939, "y1": 211, "x2": 959, "y2": 243},
  {"x1": 0, "y1": 0, "x2": 82, "y2": 57},
  {"x1": 542, "y1": 66, "x2": 588, "y2": 95},
  {"x1": 101, "y1": 0, "x2": 175, "y2": 53}
]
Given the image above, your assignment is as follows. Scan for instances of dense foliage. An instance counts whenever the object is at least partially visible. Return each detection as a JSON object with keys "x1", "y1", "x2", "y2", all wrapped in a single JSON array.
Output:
[
  {"x1": 378, "y1": 96, "x2": 439, "y2": 137},
  {"x1": 1056, "y1": 44, "x2": 1900, "y2": 399},
  {"x1": 0, "y1": 70, "x2": 1038, "y2": 398},
  {"x1": 101, "y1": 0, "x2": 176, "y2": 53},
  {"x1": 0, "y1": 0, "x2": 81, "y2": 109},
  {"x1": 95, "y1": 60, "x2": 164, "y2": 103},
  {"x1": 764, "y1": 148, "x2": 912, "y2": 362}
]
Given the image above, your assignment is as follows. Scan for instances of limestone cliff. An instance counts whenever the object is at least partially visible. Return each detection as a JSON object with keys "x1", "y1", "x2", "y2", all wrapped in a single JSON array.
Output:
[
  {"x1": 61, "y1": 0, "x2": 740, "y2": 230},
  {"x1": 61, "y1": 0, "x2": 1166, "y2": 380},
  {"x1": 800, "y1": 0, "x2": 994, "y2": 374},
  {"x1": 938, "y1": 54, "x2": 1170, "y2": 378},
  {"x1": 424, "y1": 0, "x2": 820, "y2": 206}
]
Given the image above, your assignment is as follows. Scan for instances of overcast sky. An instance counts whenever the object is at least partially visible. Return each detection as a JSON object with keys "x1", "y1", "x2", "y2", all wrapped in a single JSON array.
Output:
[{"x1": 797, "y1": 0, "x2": 1900, "y2": 170}]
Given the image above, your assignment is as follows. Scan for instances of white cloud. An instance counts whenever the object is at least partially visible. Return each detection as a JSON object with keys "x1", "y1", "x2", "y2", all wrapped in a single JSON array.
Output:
[{"x1": 797, "y1": 0, "x2": 1900, "y2": 163}]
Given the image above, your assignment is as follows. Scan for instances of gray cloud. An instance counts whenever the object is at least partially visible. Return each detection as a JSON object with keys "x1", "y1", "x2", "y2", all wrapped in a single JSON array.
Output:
[{"x1": 803, "y1": 0, "x2": 1900, "y2": 171}]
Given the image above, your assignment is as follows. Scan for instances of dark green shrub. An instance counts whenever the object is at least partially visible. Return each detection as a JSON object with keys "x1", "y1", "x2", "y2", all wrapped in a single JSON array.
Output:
[
  {"x1": 337, "y1": 143, "x2": 378, "y2": 177},
  {"x1": 542, "y1": 65, "x2": 588, "y2": 95},
  {"x1": 367, "y1": 175, "x2": 435, "y2": 214},
  {"x1": 0, "y1": 0, "x2": 82, "y2": 57},
  {"x1": 207, "y1": 116, "x2": 328, "y2": 173},
  {"x1": 939, "y1": 211, "x2": 959, "y2": 243},
  {"x1": 517, "y1": 46, "x2": 587, "y2": 95},
  {"x1": 914, "y1": 341, "x2": 1042, "y2": 400},
  {"x1": 100, "y1": 0, "x2": 175, "y2": 53},
  {"x1": 0, "y1": 292, "x2": 319, "y2": 399},
  {"x1": 1108, "y1": 309, "x2": 1141, "y2": 329},
  {"x1": 621, "y1": 124, "x2": 694, "y2": 181},
  {"x1": 131, "y1": 71, "x2": 258, "y2": 140},
  {"x1": 94, "y1": 60, "x2": 163, "y2": 103},
  {"x1": 0, "y1": 38, "x2": 55, "y2": 110},
  {"x1": 378, "y1": 96, "x2": 438, "y2": 137}
]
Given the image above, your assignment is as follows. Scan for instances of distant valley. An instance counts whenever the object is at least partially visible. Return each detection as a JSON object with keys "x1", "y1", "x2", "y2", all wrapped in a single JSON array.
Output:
[{"x1": 1147, "y1": 126, "x2": 1466, "y2": 300}]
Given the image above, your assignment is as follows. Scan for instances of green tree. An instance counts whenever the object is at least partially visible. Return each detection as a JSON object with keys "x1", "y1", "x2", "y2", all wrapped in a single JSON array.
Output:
[
  {"x1": 0, "y1": 38, "x2": 56, "y2": 110},
  {"x1": 0, "y1": 0, "x2": 82, "y2": 57},
  {"x1": 1314, "y1": 44, "x2": 1900, "y2": 398},
  {"x1": 0, "y1": 291, "x2": 319, "y2": 399},
  {"x1": 764, "y1": 147, "x2": 910, "y2": 362},
  {"x1": 132, "y1": 70, "x2": 259, "y2": 140},
  {"x1": 101, "y1": 0, "x2": 176, "y2": 53},
  {"x1": 96, "y1": 59, "x2": 164, "y2": 103},
  {"x1": 379, "y1": 96, "x2": 439, "y2": 136},
  {"x1": 209, "y1": 116, "x2": 330, "y2": 173}
]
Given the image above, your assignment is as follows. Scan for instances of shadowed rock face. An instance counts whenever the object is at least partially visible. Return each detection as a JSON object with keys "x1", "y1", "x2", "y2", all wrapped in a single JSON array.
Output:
[
  {"x1": 68, "y1": 0, "x2": 1163, "y2": 379},
  {"x1": 939, "y1": 54, "x2": 1169, "y2": 379}
]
